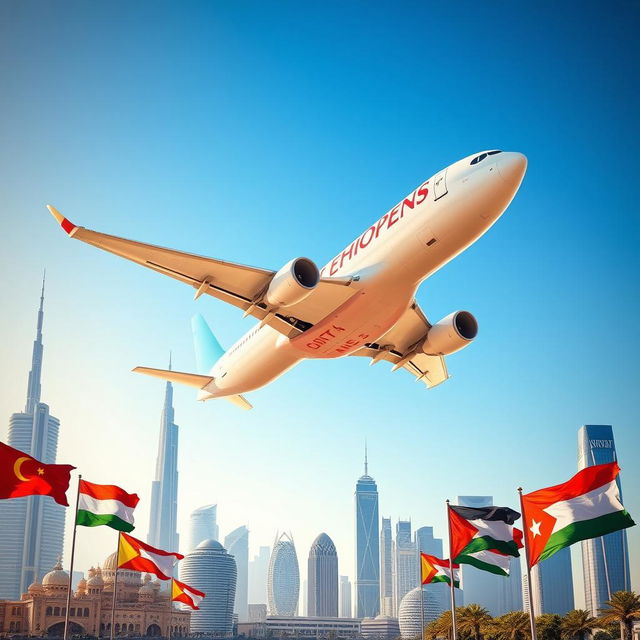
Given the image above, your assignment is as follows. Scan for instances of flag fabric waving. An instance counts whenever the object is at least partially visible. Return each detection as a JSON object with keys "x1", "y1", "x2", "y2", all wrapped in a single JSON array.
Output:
[
  {"x1": 522, "y1": 462, "x2": 635, "y2": 567},
  {"x1": 421, "y1": 553, "x2": 460, "y2": 588},
  {"x1": 118, "y1": 532, "x2": 184, "y2": 580},
  {"x1": 76, "y1": 480, "x2": 139, "y2": 532},
  {"x1": 449, "y1": 504, "x2": 522, "y2": 576},
  {"x1": 0, "y1": 441, "x2": 75, "y2": 506},
  {"x1": 172, "y1": 579, "x2": 206, "y2": 610}
]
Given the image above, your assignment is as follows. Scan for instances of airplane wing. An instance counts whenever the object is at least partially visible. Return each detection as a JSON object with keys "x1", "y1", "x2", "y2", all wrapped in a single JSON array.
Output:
[
  {"x1": 48, "y1": 206, "x2": 358, "y2": 338},
  {"x1": 351, "y1": 301, "x2": 449, "y2": 388}
]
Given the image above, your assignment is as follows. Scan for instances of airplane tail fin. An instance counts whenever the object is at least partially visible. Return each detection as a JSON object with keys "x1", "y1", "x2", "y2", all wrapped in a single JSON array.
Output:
[{"x1": 191, "y1": 313, "x2": 225, "y2": 375}]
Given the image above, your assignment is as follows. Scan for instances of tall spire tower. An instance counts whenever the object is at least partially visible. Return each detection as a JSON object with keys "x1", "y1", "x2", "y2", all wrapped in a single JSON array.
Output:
[
  {"x1": 0, "y1": 275, "x2": 66, "y2": 598},
  {"x1": 147, "y1": 354, "x2": 180, "y2": 555}
]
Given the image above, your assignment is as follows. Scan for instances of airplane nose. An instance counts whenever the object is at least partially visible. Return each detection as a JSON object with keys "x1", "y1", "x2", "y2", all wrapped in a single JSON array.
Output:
[{"x1": 497, "y1": 152, "x2": 527, "y2": 186}]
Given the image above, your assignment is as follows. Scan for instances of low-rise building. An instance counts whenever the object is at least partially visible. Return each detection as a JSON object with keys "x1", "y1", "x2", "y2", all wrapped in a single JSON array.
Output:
[
  {"x1": 361, "y1": 615, "x2": 400, "y2": 640},
  {"x1": 238, "y1": 615, "x2": 361, "y2": 640}
]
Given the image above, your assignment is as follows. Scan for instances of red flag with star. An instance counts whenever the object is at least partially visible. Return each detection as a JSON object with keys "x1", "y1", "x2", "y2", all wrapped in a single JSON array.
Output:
[{"x1": 0, "y1": 441, "x2": 75, "y2": 506}]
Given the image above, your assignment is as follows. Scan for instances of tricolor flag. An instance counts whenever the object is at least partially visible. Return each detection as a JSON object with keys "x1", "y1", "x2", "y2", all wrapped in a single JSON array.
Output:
[
  {"x1": 421, "y1": 553, "x2": 460, "y2": 588},
  {"x1": 522, "y1": 462, "x2": 635, "y2": 567},
  {"x1": 118, "y1": 532, "x2": 184, "y2": 580},
  {"x1": 76, "y1": 480, "x2": 139, "y2": 532},
  {"x1": 172, "y1": 579, "x2": 206, "y2": 610},
  {"x1": 449, "y1": 504, "x2": 522, "y2": 576}
]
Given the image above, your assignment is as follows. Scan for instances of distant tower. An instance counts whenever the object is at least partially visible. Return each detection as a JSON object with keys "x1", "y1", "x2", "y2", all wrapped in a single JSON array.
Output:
[
  {"x1": 380, "y1": 518, "x2": 394, "y2": 616},
  {"x1": 267, "y1": 532, "x2": 300, "y2": 616},
  {"x1": 188, "y1": 504, "x2": 219, "y2": 552},
  {"x1": 394, "y1": 520, "x2": 417, "y2": 615},
  {"x1": 308, "y1": 533, "x2": 339, "y2": 617},
  {"x1": 147, "y1": 355, "x2": 179, "y2": 554},
  {"x1": 249, "y1": 546, "x2": 271, "y2": 606},
  {"x1": 0, "y1": 276, "x2": 66, "y2": 598},
  {"x1": 180, "y1": 540, "x2": 237, "y2": 635},
  {"x1": 225, "y1": 526, "x2": 249, "y2": 621},
  {"x1": 355, "y1": 445, "x2": 380, "y2": 618},
  {"x1": 339, "y1": 576, "x2": 352, "y2": 618},
  {"x1": 578, "y1": 425, "x2": 631, "y2": 615}
]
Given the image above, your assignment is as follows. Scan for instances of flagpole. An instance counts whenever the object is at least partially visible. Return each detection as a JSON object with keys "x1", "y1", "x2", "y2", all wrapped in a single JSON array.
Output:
[
  {"x1": 63, "y1": 474, "x2": 82, "y2": 640},
  {"x1": 110, "y1": 532, "x2": 121, "y2": 640},
  {"x1": 168, "y1": 579, "x2": 173, "y2": 640},
  {"x1": 445, "y1": 500, "x2": 457, "y2": 640},
  {"x1": 518, "y1": 488, "x2": 538, "y2": 640},
  {"x1": 420, "y1": 575, "x2": 425, "y2": 640}
]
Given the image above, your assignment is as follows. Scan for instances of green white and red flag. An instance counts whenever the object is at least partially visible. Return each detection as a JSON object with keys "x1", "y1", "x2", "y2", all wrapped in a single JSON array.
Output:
[
  {"x1": 76, "y1": 479, "x2": 139, "y2": 532},
  {"x1": 421, "y1": 553, "x2": 460, "y2": 588},
  {"x1": 522, "y1": 461, "x2": 634, "y2": 567}
]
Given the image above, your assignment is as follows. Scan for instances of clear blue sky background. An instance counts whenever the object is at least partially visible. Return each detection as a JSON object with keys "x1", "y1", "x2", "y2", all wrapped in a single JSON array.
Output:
[{"x1": 1, "y1": 0, "x2": 638, "y2": 607}]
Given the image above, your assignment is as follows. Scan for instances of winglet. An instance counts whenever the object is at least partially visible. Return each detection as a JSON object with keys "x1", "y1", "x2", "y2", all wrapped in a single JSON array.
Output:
[{"x1": 47, "y1": 205, "x2": 77, "y2": 235}]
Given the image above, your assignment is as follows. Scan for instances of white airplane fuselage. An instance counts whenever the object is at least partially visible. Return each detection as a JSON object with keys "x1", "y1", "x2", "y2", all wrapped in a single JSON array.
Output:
[{"x1": 204, "y1": 150, "x2": 527, "y2": 398}]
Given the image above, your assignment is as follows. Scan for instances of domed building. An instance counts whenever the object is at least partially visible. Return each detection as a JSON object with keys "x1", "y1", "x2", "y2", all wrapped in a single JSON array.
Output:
[
  {"x1": 267, "y1": 532, "x2": 300, "y2": 616},
  {"x1": 361, "y1": 614, "x2": 401, "y2": 640},
  {"x1": 398, "y1": 586, "x2": 445, "y2": 639},
  {"x1": 0, "y1": 553, "x2": 191, "y2": 637},
  {"x1": 307, "y1": 533, "x2": 338, "y2": 617},
  {"x1": 179, "y1": 539, "x2": 237, "y2": 636}
]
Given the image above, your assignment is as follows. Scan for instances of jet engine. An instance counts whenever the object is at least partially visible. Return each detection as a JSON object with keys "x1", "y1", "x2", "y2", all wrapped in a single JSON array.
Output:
[
  {"x1": 421, "y1": 310, "x2": 478, "y2": 355},
  {"x1": 264, "y1": 257, "x2": 320, "y2": 308}
]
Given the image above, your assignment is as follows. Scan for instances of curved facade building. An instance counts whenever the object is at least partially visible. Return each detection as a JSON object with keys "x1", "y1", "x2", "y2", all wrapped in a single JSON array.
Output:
[
  {"x1": 267, "y1": 532, "x2": 299, "y2": 616},
  {"x1": 188, "y1": 505, "x2": 219, "y2": 553},
  {"x1": 308, "y1": 533, "x2": 338, "y2": 617},
  {"x1": 398, "y1": 587, "x2": 444, "y2": 639},
  {"x1": 179, "y1": 540, "x2": 236, "y2": 635}
]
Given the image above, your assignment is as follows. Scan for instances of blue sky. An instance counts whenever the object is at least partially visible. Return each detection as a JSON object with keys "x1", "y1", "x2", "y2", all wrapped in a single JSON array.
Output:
[{"x1": 1, "y1": 0, "x2": 638, "y2": 606}]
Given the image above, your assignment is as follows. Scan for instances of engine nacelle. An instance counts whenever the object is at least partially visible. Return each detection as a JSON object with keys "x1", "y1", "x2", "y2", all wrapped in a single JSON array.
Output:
[
  {"x1": 264, "y1": 257, "x2": 320, "y2": 308},
  {"x1": 421, "y1": 310, "x2": 478, "y2": 356}
]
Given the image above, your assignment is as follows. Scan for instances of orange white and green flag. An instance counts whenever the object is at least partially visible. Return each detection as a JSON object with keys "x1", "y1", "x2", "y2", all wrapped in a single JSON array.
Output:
[
  {"x1": 522, "y1": 462, "x2": 635, "y2": 567},
  {"x1": 76, "y1": 480, "x2": 139, "y2": 532},
  {"x1": 118, "y1": 532, "x2": 183, "y2": 580},
  {"x1": 420, "y1": 553, "x2": 460, "y2": 588},
  {"x1": 172, "y1": 579, "x2": 206, "y2": 610}
]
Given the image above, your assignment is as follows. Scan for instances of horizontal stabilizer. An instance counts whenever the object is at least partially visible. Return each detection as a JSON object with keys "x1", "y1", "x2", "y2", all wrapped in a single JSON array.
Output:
[
  {"x1": 133, "y1": 367, "x2": 213, "y2": 389},
  {"x1": 226, "y1": 394, "x2": 253, "y2": 410}
]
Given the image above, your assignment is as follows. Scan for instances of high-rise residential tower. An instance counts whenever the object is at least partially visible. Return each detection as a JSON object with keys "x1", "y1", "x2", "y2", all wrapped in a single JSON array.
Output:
[
  {"x1": 249, "y1": 546, "x2": 270, "y2": 605},
  {"x1": 307, "y1": 533, "x2": 339, "y2": 617},
  {"x1": 355, "y1": 448, "x2": 380, "y2": 618},
  {"x1": 267, "y1": 532, "x2": 300, "y2": 616},
  {"x1": 394, "y1": 520, "x2": 417, "y2": 616},
  {"x1": 147, "y1": 356, "x2": 179, "y2": 555},
  {"x1": 225, "y1": 526, "x2": 249, "y2": 621},
  {"x1": 0, "y1": 278, "x2": 66, "y2": 599},
  {"x1": 339, "y1": 576, "x2": 352, "y2": 618},
  {"x1": 578, "y1": 425, "x2": 631, "y2": 615},
  {"x1": 380, "y1": 518, "x2": 394, "y2": 616},
  {"x1": 188, "y1": 504, "x2": 219, "y2": 552}
]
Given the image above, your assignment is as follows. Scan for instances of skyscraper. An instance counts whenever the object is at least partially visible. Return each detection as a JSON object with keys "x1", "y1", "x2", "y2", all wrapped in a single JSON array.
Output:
[
  {"x1": 355, "y1": 448, "x2": 380, "y2": 618},
  {"x1": 267, "y1": 532, "x2": 300, "y2": 616},
  {"x1": 380, "y1": 518, "x2": 394, "y2": 616},
  {"x1": 535, "y1": 547, "x2": 573, "y2": 615},
  {"x1": 578, "y1": 425, "x2": 631, "y2": 615},
  {"x1": 225, "y1": 526, "x2": 249, "y2": 621},
  {"x1": 307, "y1": 533, "x2": 339, "y2": 617},
  {"x1": 415, "y1": 527, "x2": 448, "y2": 617},
  {"x1": 147, "y1": 357, "x2": 179, "y2": 554},
  {"x1": 394, "y1": 520, "x2": 417, "y2": 616},
  {"x1": 339, "y1": 576, "x2": 352, "y2": 618},
  {"x1": 179, "y1": 539, "x2": 237, "y2": 635},
  {"x1": 188, "y1": 504, "x2": 219, "y2": 552},
  {"x1": 0, "y1": 278, "x2": 66, "y2": 599},
  {"x1": 249, "y1": 546, "x2": 270, "y2": 605}
]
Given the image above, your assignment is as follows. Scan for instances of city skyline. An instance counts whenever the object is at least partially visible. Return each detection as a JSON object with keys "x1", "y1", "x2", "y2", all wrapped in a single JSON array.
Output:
[{"x1": 0, "y1": 0, "x2": 638, "y2": 616}]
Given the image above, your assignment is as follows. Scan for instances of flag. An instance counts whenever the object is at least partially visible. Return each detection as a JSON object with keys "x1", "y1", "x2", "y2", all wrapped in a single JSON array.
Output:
[
  {"x1": 449, "y1": 504, "x2": 522, "y2": 576},
  {"x1": 421, "y1": 553, "x2": 460, "y2": 588},
  {"x1": 172, "y1": 579, "x2": 206, "y2": 610},
  {"x1": 76, "y1": 480, "x2": 139, "y2": 532},
  {"x1": 522, "y1": 462, "x2": 635, "y2": 567},
  {"x1": 0, "y1": 441, "x2": 75, "y2": 506},
  {"x1": 117, "y1": 532, "x2": 183, "y2": 580}
]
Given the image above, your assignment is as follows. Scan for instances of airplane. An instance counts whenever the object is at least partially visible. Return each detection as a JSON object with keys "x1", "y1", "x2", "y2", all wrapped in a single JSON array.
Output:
[{"x1": 48, "y1": 149, "x2": 527, "y2": 410}]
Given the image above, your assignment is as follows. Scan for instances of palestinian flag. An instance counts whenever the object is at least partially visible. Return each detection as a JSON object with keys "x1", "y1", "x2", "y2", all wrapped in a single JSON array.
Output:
[
  {"x1": 421, "y1": 553, "x2": 460, "y2": 588},
  {"x1": 449, "y1": 505, "x2": 522, "y2": 576},
  {"x1": 172, "y1": 579, "x2": 206, "y2": 610},
  {"x1": 76, "y1": 480, "x2": 139, "y2": 532},
  {"x1": 522, "y1": 462, "x2": 635, "y2": 567},
  {"x1": 118, "y1": 532, "x2": 184, "y2": 580}
]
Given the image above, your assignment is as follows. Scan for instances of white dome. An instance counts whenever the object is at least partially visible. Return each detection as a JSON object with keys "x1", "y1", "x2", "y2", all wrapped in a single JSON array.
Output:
[{"x1": 398, "y1": 587, "x2": 445, "y2": 639}]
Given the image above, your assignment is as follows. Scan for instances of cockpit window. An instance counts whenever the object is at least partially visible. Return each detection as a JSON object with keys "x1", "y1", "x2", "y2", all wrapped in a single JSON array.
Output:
[{"x1": 470, "y1": 150, "x2": 502, "y2": 165}]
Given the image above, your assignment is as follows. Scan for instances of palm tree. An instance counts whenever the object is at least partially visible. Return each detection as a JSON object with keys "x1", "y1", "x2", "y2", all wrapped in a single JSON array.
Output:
[
  {"x1": 561, "y1": 609, "x2": 596, "y2": 640},
  {"x1": 458, "y1": 604, "x2": 492, "y2": 640},
  {"x1": 536, "y1": 613, "x2": 562, "y2": 640},
  {"x1": 598, "y1": 591, "x2": 640, "y2": 640},
  {"x1": 487, "y1": 611, "x2": 531, "y2": 640}
]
